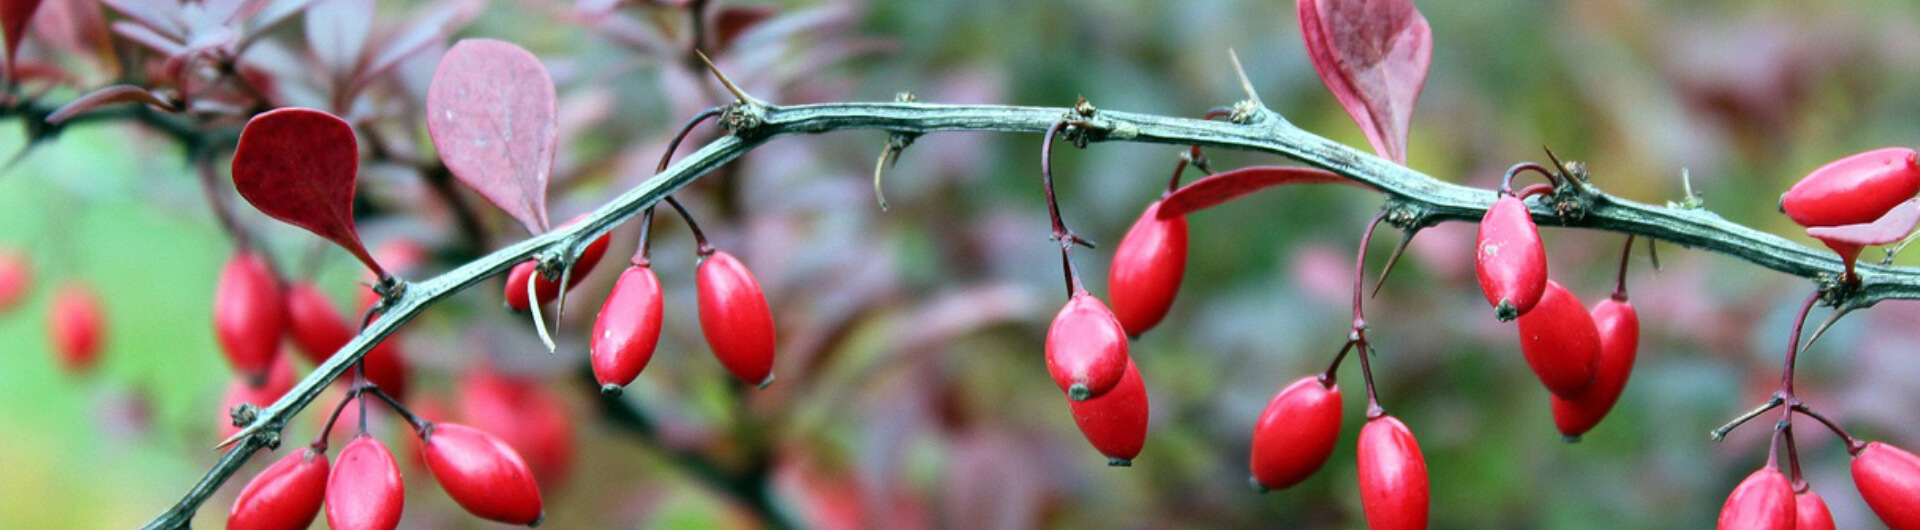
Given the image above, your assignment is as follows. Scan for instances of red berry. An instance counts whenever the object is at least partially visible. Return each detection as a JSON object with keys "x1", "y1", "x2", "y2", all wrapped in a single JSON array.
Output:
[
  {"x1": 0, "y1": 249, "x2": 30, "y2": 314},
  {"x1": 1852, "y1": 441, "x2": 1920, "y2": 529},
  {"x1": 503, "y1": 221, "x2": 612, "y2": 312},
  {"x1": 591, "y1": 265, "x2": 664, "y2": 392},
  {"x1": 422, "y1": 423, "x2": 545, "y2": 525},
  {"x1": 460, "y1": 370, "x2": 574, "y2": 487},
  {"x1": 1067, "y1": 359, "x2": 1149, "y2": 466},
  {"x1": 696, "y1": 250, "x2": 777, "y2": 387},
  {"x1": 49, "y1": 281, "x2": 105, "y2": 375},
  {"x1": 284, "y1": 282, "x2": 409, "y2": 398},
  {"x1": 1717, "y1": 468, "x2": 1794, "y2": 530},
  {"x1": 220, "y1": 355, "x2": 296, "y2": 439},
  {"x1": 1782, "y1": 147, "x2": 1920, "y2": 228},
  {"x1": 1550, "y1": 296, "x2": 1638, "y2": 439},
  {"x1": 1045, "y1": 293, "x2": 1130, "y2": 401},
  {"x1": 1357, "y1": 415, "x2": 1428, "y2": 530},
  {"x1": 1795, "y1": 489, "x2": 1835, "y2": 530},
  {"x1": 1107, "y1": 200, "x2": 1188, "y2": 336},
  {"x1": 1515, "y1": 280, "x2": 1600, "y2": 399},
  {"x1": 1475, "y1": 195, "x2": 1548, "y2": 321},
  {"x1": 228, "y1": 447, "x2": 330, "y2": 530},
  {"x1": 1249, "y1": 376, "x2": 1342, "y2": 491},
  {"x1": 215, "y1": 252, "x2": 286, "y2": 383},
  {"x1": 327, "y1": 435, "x2": 404, "y2": 530}
]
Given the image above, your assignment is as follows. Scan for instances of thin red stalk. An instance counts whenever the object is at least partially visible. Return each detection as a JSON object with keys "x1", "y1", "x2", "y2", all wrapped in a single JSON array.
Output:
[
  {"x1": 1613, "y1": 235, "x2": 1635, "y2": 300},
  {"x1": 1780, "y1": 291, "x2": 1821, "y2": 394},
  {"x1": 1040, "y1": 120, "x2": 1084, "y2": 297},
  {"x1": 1499, "y1": 161, "x2": 1561, "y2": 195}
]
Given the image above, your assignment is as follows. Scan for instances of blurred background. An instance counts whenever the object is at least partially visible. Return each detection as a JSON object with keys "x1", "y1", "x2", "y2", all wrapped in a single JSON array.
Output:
[{"x1": 4, "y1": 0, "x2": 1920, "y2": 527}]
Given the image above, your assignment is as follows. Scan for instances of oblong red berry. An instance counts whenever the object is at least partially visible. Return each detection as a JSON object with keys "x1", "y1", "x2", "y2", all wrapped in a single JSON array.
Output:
[
  {"x1": 1046, "y1": 293, "x2": 1129, "y2": 401},
  {"x1": 1249, "y1": 376, "x2": 1342, "y2": 492},
  {"x1": 422, "y1": 423, "x2": 545, "y2": 526},
  {"x1": 460, "y1": 370, "x2": 575, "y2": 486},
  {"x1": 284, "y1": 283, "x2": 409, "y2": 398},
  {"x1": 1782, "y1": 147, "x2": 1920, "y2": 228},
  {"x1": 1550, "y1": 296, "x2": 1638, "y2": 438},
  {"x1": 228, "y1": 447, "x2": 330, "y2": 530},
  {"x1": 49, "y1": 281, "x2": 105, "y2": 375},
  {"x1": 0, "y1": 249, "x2": 29, "y2": 315},
  {"x1": 1795, "y1": 489, "x2": 1835, "y2": 530},
  {"x1": 696, "y1": 250, "x2": 777, "y2": 387},
  {"x1": 1852, "y1": 441, "x2": 1920, "y2": 529},
  {"x1": 1516, "y1": 280, "x2": 1600, "y2": 399},
  {"x1": 1717, "y1": 468, "x2": 1794, "y2": 530},
  {"x1": 1475, "y1": 195, "x2": 1548, "y2": 321},
  {"x1": 1108, "y1": 200, "x2": 1188, "y2": 337},
  {"x1": 1357, "y1": 415, "x2": 1428, "y2": 530},
  {"x1": 591, "y1": 265, "x2": 664, "y2": 392},
  {"x1": 215, "y1": 251, "x2": 286, "y2": 383},
  {"x1": 220, "y1": 356, "x2": 296, "y2": 439},
  {"x1": 1068, "y1": 359, "x2": 1149, "y2": 466},
  {"x1": 327, "y1": 435, "x2": 404, "y2": 530},
  {"x1": 503, "y1": 223, "x2": 612, "y2": 312}
]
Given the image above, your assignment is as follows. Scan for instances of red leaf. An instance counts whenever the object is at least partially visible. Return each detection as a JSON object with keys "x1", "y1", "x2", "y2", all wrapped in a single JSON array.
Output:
[
  {"x1": 304, "y1": 0, "x2": 371, "y2": 80},
  {"x1": 1807, "y1": 197, "x2": 1920, "y2": 247},
  {"x1": 45, "y1": 84, "x2": 177, "y2": 124},
  {"x1": 1158, "y1": 165, "x2": 1362, "y2": 219},
  {"x1": 426, "y1": 38, "x2": 556, "y2": 234},
  {"x1": 232, "y1": 108, "x2": 384, "y2": 276},
  {"x1": 1298, "y1": 0, "x2": 1432, "y2": 164},
  {"x1": 2, "y1": 0, "x2": 45, "y2": 78}
]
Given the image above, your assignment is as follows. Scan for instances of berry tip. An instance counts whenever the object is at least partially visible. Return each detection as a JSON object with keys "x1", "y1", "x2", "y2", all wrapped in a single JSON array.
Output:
[
  {"x1": 600, "y1": 384, "x2": 624, "y2": 397},
  {"x1": 1068, "y1": 383, "x2": 1091, "y2": 402}
]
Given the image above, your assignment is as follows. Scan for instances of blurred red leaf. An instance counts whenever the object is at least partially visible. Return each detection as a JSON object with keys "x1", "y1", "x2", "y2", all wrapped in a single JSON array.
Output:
[
  {"x1": 1297, "y1": 0, "x2": 1432, "y2": 164},
  {"x1": 99, "y1": 0, "x2": 181, "y2": 39},
  {"x1": 1807, "y1": 197, "x2": 1920, "y2": 247},
  {"x1": 1, "y1": 0, "x2": 45, "y2": 79},
  {"x1": 45, "y1": 84, "x2": 177, "y2": 124},
  {"x1": 304, "y1": 0, "x2": 371, "y2": 81},
  {"x1": 30, "y1": 0, "x2": 115, "y2": 76},
  {"x1": 1157, "y1": 165, "x2": 1359, "y2": 219},
  {"x1": 426, "y1": 38, "x2": 556, "y2": 234},
  {"x1": 712, "y1": 4, "x2": 777, "y2": 54},
  {"x1": 354, "y1": 0, "x2": 480, "y2": 89},
  {"x1": 231, "y1": 108, "x2": 385, "y2": 276}
]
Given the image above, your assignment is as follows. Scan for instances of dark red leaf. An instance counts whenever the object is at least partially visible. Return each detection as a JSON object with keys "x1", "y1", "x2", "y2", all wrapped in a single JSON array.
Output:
[
  {"x1": 1, "y1": 0, "x2": 45, "y2": 79},
  {"x1": 426, "y1": 38, "x2": 556, "y2": 234},
  {"x1": 1157, "y1": 165, "x2": 1363, "y2": 219},
  {"x1": 304, "y1": 0, "x2": 371, "y2": 79},
  {"x1": 45, "y1": 84, "x2": 177, "y2": 124},
  {"x1": 231, "y1": 108, "x2": 385, "y2": 276},
  {"x1": 1807, "y1": 197, "x2": 1920, "y2": 247},
  {"x1": 712, "y1": 5, "x2": 777, "y2": 54},
  {"x1": 1298, "y1": 0, "x2": 1432, "y2": 164}
]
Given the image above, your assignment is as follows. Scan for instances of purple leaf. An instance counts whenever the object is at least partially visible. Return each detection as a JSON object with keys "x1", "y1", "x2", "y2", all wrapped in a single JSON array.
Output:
[
  {"x1": 99, "y1": 0, "x2": 181, "y2": 39},
  {"x1": 426, "y1": 38, "x2": 556, "y2": 234},
  {"x1": 1157, "y1": 165, "x2": 1362, "y2": 219},
  {"x1": 231, "y1": 108, "x2": 385, "y2": 276},
  {"x1": 304, "y1": 0, "x2": 371, "y2": 79},
  {"x1": 1298, "y1": 0, "x2": 1432, "y2": 164},
  {"x1": 1807, "y1": 197, "x2": 1920, "y2": 247},
  {"x1": 354, "y1": 0, "x2": 480, "y2": 88},
  {"x1": 2, "y1": 0, "x2": 45, "y2": 79},
  {"x1": 110, "y1": 20, "x2": 183, "y2": 56},
  {"x1": 45, "y1": 84, "x2": 178, "y2": 124}
]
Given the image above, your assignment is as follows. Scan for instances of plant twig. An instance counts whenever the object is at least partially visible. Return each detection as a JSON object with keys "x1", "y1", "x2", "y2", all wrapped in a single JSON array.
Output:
[{"x1": 141, "y1": 99, "x2": 1920, "y2": 528}]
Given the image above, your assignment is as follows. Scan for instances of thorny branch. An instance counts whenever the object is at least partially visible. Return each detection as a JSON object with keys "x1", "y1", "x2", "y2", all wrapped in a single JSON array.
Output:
[{"x1": 135, "y1": 97, "x2": 1920, "y2": 528}]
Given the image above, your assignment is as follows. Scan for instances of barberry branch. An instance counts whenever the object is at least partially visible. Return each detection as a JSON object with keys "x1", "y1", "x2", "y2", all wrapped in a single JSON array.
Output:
[{"x1": 141, "y1": 98, "x2": 1920, "y2": 528}]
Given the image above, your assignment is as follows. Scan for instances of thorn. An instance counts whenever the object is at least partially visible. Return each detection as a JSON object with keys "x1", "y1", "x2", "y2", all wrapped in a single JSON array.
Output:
[
  {"x1": 1799, "y1": 302, "x2": 1859, "y2": 356},
  {"x1": 694, "y1": 50, "x2": 762, "y2": 107},
  {"x1": 528, "y1": 269, "x2": 557, "y2": 353},
  {"x1": 216, "y1": 426, "x2": 255, "y2": 450},
  {"x1": 1647, "y1": 237, "x2": 1662, "y2": 272},
  {"x1": 873, "y1": 136, "x2": 910, "y2": 211},
  {"x1": 1227, "y1": 49, "x2": 1263, "y2": 108},
  {"x1": 1371, "y1": 227, "x2": 1417, "y2": 299}
]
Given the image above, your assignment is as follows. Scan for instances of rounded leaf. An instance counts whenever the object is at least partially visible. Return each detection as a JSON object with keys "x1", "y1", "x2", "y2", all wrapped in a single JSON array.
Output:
[
  {"x1": 426, "y1": 38, "x2": 557, "y2": 234},
  {"x1": 232, "y1": 108, "x2": 383, "y2": 276},
  {"x1": 1298, "y1": 0, "x2": 1432, "y2": 164}
]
